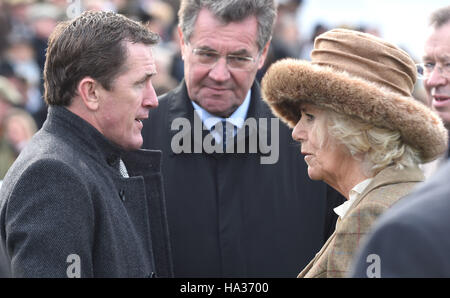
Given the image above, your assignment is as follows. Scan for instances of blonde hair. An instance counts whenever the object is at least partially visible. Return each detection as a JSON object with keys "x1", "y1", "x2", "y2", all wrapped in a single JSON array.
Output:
[{"x1": 318, "y1": 108, "x2": 421, "y2": 176}]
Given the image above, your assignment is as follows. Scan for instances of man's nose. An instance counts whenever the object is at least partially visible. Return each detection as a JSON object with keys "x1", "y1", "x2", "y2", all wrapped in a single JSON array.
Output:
[
  {"x1": 208, "y1": 57, "x2": 231, "y2": 82},
  {"x1": 425, "y1": 66, "x2": 448, "y2": 88},
  {"x1": 143, "y1": 83, "x2": 158, "y2": 108}
]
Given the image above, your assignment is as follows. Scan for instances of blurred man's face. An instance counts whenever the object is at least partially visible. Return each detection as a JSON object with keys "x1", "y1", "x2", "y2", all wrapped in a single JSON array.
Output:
[
  {"x1": 180, "y1": 8, "x2": 269, "y2": 118},
  {"x1": 423, "y1": 22, "x2": 450, "y2": 128}
]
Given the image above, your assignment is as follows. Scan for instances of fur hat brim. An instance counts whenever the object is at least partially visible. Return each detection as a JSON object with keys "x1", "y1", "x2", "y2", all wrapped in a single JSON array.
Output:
[{"x1": 261, "y1": 58, "x2": 448, "y2": 162}]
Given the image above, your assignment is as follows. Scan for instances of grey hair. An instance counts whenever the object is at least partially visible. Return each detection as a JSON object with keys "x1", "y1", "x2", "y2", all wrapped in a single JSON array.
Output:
[
  {"x1": 178, "y1": 0, "x2": 277, "y2": 52},
  {"x1": 319, "y1": 108, "x2": 422, "y2": 177},
  {"x1": 430, "y1": 5, "x2": 450, "y2": 28}
]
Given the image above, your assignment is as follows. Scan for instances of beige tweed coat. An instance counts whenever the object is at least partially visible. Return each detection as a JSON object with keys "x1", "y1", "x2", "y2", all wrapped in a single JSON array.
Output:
[{"x1": 298, "y1": 165, "x2": 424, "y2": 278}]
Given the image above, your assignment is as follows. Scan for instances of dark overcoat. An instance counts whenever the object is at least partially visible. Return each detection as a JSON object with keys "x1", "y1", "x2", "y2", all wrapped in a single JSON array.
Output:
[
  {"x1": 142, "y1": 81, "x2": 344, "y2": 277},
  {"x1": 0, "y1": 106, "x2": 172, "y2": 277}
]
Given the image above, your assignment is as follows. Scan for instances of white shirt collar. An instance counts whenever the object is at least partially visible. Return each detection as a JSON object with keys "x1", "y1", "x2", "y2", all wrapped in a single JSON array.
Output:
[
  {"x1": 191, "y1": 90, "x2": 251, "y2": 131},
  {"x1": 334, "y1": 178, "x2": 373, "y2": 219}
]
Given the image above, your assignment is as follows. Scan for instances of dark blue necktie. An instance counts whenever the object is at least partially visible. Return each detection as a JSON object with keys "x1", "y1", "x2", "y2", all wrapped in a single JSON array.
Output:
[{"x1": 220, "y1": 120, "x2": 236, "y2": 152}]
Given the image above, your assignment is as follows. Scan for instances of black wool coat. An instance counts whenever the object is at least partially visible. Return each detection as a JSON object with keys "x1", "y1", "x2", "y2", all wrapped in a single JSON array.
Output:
[
  {"x1": 0, "y1": 106, "x2": 172, "y2": 277},
  {"x1": 142, "y1": 81, "x2": 344, "y2": 277}
]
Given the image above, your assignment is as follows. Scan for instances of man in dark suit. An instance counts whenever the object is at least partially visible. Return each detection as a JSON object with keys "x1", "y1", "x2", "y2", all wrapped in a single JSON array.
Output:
[
  {"x1": 350, "y1": 6, "x2": 450, "y2": 277},
  {"x1": 142, "y1": 0, "x2": 344, "y2": 277},
  {"x1": 0, "y1": 11, "x2": 172, "y2": 278}
]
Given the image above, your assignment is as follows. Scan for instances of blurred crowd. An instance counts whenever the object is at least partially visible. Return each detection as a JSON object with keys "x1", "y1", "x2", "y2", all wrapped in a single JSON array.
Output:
[{"x1": 0, "y1": 0, "x2": 427, "y2": 179}]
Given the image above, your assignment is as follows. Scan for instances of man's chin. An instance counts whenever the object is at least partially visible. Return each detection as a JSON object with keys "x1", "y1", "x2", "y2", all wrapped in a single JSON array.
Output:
[
  {"x1": 118, "y1": 138, "x2": 143, "y2": 151},
  {"x1": 200, "y1": 101, "x2": 239, "y2": 118}
]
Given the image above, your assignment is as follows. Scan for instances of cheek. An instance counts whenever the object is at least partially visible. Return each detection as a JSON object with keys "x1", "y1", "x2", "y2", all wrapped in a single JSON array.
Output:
[
  {"x1": 424, "y1": 80, "x2": 433, "y2": 92},
  {"x1": 185, "y1": 59, "x2": 206, "y2": 80},
  {"x1": 310, "y1": 148, "x2": 333, "y2": 175},
  {"x1": 306, "y1": 157, "x2": 324, "y2": 180},
  {"x1": 308, "y1": 135, "x2": 321, "y2": 153},
  {"x1": 185, "y1": 67, "x2": 207, "y2": 94}
]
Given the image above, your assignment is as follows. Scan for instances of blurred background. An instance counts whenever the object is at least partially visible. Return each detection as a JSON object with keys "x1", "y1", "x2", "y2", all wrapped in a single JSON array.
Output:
[
  {"x1": 0, "y1": 0, "x2": 447, "y2": 179},
  {"x1": 298, "y1": 0, "x2": 446, "y2": 60}
]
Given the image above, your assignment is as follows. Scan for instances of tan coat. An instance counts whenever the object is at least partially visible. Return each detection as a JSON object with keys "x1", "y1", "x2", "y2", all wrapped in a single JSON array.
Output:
[{"x1": 298, "y1": 165, "x2": 424, "y2": 278}]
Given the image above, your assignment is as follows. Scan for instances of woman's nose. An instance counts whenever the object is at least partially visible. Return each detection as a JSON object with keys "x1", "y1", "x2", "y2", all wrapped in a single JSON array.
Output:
[{"x1": 292, "y1": 120, "x2": 306, "y2": 142}]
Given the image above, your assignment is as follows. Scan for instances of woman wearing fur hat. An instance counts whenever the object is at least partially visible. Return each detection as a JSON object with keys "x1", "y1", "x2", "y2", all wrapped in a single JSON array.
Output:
[{"x1": 261, "y1": 28, "x2": 448, "y2": 278}]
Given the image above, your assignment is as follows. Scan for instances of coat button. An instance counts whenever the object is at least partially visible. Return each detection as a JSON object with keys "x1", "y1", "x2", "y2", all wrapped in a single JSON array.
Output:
[{"x1": 119, "y1": 189, "x2": 126, "y2": 202}]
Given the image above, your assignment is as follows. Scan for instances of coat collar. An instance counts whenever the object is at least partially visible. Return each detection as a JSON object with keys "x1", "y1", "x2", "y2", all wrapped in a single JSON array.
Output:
[
  {"x1": 43, "y1": 106, "x2": 161, "y2": 175},
  {"x1": 349, "y1": 165, "x2": 424, "y2": 215},
  {"x1": 44, "y1": 106, "x2": 124, "y2": 163}
]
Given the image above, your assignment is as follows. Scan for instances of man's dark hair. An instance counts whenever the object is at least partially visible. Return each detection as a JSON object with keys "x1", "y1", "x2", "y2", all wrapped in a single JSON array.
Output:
[{"x1": 44, "y1": 11, "x2": 159, "y2": 106}]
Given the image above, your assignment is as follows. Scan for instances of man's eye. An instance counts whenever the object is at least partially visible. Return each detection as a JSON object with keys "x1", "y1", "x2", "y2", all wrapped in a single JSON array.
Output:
[
  {"x1": 424, "y1": 62, "x2": 435, "y2": 70},
  {"x1": 228, "y1": 56, "x2": 250, "y2": 62},
  {"x1": 199, "y1": 51, "x2": 218, "y2": 58},
  {"x1": 306, "y1": 113, "x2": 315, "y2": 121}
]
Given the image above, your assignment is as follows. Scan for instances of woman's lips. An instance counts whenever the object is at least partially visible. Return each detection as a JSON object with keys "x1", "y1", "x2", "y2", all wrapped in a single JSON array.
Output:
[{"x1": 302, "y1": 153, "x2": 313, "y2": 164}]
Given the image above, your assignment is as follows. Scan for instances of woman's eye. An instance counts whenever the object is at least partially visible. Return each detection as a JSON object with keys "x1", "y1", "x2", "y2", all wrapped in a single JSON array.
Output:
[{"x1": 306, "y1": 113, "x2": 315, "y2": 121}]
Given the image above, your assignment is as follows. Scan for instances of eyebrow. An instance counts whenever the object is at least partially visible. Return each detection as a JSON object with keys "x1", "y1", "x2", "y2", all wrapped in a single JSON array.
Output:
[
  {"x1": 300, "y1": 108, "x2": 309, "y2": 114},
  {"x1": 229, "y1": 49, "x2": 252, "y2": 56},
  {"x1": 136, "y1": 72, "x2": 156, "y2": 84},
  {"x1": 196, "y1": 46, "x2": 251, "y2": 56},
  {"x1": 423, "y1": 54, "x2": 450, "y2": 61},
  {"x1": 300, "y1": 105, "x2": 311, "y2": 112},
  {"x1": 196, "y1": 46, "x2": 216, "y2": 52}
]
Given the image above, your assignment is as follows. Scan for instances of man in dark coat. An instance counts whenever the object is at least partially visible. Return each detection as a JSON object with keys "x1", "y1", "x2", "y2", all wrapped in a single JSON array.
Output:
[
  {"x1": 142, "y1": 0, "x2": 344, "y2": 277},
  {"x1": 0, "y1": 11, "x2": 172, "y2": 278}
]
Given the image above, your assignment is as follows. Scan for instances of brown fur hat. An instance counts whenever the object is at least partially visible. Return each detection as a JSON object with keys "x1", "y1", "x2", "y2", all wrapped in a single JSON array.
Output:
[{"x1": 261, "y1": 29, "x2": 448, "y2": 162}]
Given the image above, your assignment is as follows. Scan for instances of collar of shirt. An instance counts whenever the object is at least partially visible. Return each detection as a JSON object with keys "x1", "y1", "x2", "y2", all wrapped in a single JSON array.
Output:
[
  {"x1": 333, "y1": 178, "x2": 373, "y2": 219},
  {"x1": 191, "y1": 90, "x2": 251, "y2": 142}
]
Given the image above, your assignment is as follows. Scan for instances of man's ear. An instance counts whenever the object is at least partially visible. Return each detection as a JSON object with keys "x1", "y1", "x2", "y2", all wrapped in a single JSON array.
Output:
[
  {"x1": 178, "y1": 26, "x2": 186, "y2": 60},
  {"x1": 257, "y1": 40, "x2": 271, "y2": 70},
  {"x1": 77, "y1": 77, "x2": 100, "y2": 111}
]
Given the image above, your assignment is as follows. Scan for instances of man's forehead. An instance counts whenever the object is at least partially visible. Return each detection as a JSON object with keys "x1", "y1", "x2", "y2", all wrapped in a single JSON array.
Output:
[
  {"x1": 190, "y1": 9, "x2": 259, "y2": 51},
  {"x1": 423, "y1": 23, "x2": 450, "y2": 59}
]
